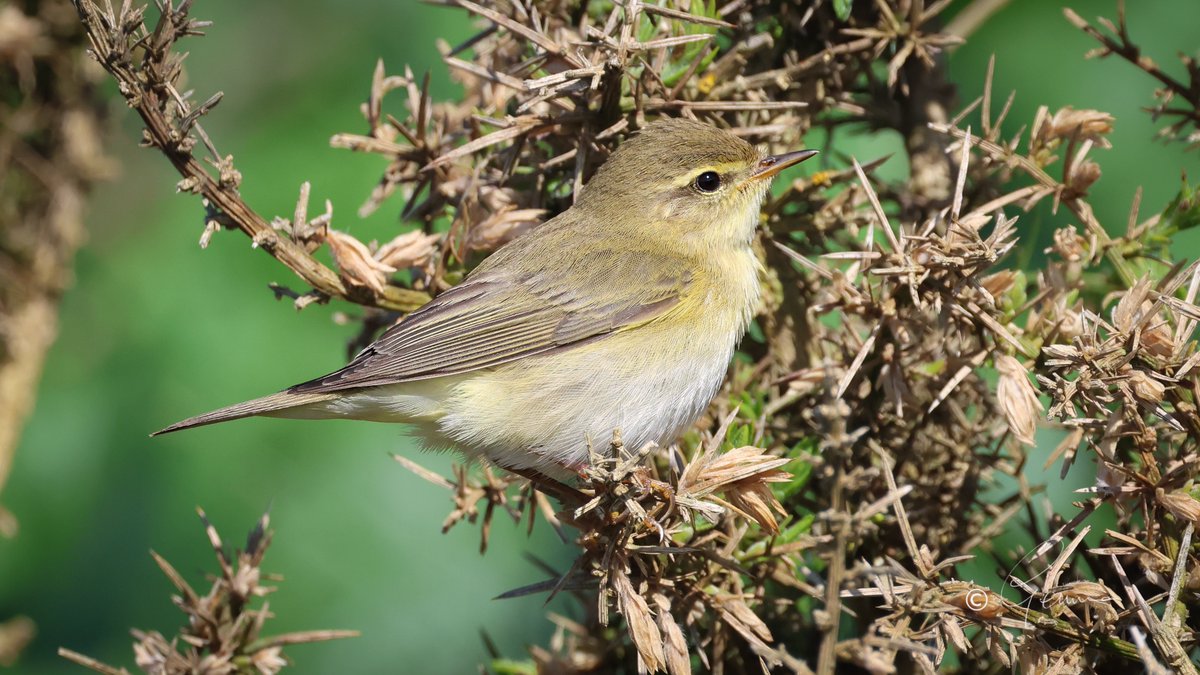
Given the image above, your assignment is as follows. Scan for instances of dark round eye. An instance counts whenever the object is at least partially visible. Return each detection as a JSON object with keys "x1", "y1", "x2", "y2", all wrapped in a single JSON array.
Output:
[{"x1": 694, "y1": 171, "x2": 721, "y2": 193}]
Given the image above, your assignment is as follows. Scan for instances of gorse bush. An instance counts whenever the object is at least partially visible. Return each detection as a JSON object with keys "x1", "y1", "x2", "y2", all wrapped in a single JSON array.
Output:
[{"x1": 63, "y1": 0, "x2": 1200, "y2": 672}]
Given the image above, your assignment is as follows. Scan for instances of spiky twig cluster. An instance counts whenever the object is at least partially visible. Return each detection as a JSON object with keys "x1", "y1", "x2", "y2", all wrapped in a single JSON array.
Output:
[
  {"x1": 71, "y1": 0, "x2": 428, "y2": 313},
  {"x1": 58, "y1": 511, "x2": 357, "y2": 674},
  {"x1": 398, "y1": 426, "x2": 795, "y2": 674},
  {"x1": 1066, "y1": 4, "x2": 1200, "y2": 151}
]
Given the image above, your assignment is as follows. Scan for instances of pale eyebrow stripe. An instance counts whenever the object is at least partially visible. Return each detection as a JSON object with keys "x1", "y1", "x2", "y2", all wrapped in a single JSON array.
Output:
[{"x1": 670, "y1": 161, "x2": 748, "y2": 187}]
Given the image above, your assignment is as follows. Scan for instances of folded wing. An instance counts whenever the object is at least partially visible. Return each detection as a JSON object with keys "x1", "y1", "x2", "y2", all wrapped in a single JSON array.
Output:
[{"x1": 290, "y1": 249, "x2": 690, "y2": 393}]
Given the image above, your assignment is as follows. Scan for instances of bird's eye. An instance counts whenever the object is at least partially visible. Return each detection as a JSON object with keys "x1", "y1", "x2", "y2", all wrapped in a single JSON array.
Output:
[{"x1": 694, "y1": 171, "x2": 721, "y2": 193}]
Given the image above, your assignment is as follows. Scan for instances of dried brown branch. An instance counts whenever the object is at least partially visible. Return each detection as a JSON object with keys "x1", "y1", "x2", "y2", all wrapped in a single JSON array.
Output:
[
  {"x1": 71, "y1": 0, "x2": 430, "y2": 312},
  {"x1": 1065, "y1": 3, "x2": 1200, "y2": 149}
]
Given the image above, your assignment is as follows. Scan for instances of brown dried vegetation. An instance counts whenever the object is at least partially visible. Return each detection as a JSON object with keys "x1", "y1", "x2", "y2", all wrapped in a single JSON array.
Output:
[
  {"x1": 58, "y1": 511, "x2": 357, "y2": 674},
  {"x1": 65, "y1": 0, "x2": 1200, "y2": 672}
]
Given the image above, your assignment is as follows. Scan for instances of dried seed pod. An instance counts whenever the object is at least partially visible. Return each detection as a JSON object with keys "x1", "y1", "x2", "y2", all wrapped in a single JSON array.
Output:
[
  {"x1": 996, "y1": 354, "x2": 1044, "y2": 446},
  {"x1": 653, "y1": 594, "x2": 691, "y2": 675},
  {"x1": 1159, "y1": 488, "x2": 1200, "y2": 526},
  {"x1": 612, "y1": 569, "x2": 665, "y2": 672},
  {"x1": 375, "y1": 230, "x2": 440, "y2": 270},
  {"x1": 327, "y1": 229, "x2": 396, "y2": 294},
  {"x1": 1066, "y1": 159, "x2": 1102, "y2": 196},
  {"x1": 1037, "y1": 107, "x2": 1115, "y2": 148},
  {"x1": 946, "y1": 587, "x2": 1006, "y2": 621},
  {"x1": 1050, "y1": 226, "x2": 1087, "y2": 262},
  {"x1": 980, "y1": 269, "x2": 1018, "y2": 300},
  {"x1": 1125, "y1": 368, "x2": 1166, "y2": 404}
]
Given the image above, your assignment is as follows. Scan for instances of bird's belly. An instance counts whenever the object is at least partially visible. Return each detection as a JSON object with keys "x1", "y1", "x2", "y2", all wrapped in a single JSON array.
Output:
[{"x1": 436, "y1": 327, "x2": 736, "y2": 471}]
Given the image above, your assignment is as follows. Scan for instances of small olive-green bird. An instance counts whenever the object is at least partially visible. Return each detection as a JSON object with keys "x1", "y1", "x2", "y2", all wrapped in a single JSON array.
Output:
[{"x1": 156, "y1": 118, "x2": 816, "y2": 475}]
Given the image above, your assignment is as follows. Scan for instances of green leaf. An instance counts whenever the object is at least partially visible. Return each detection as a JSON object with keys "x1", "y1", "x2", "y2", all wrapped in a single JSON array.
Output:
[
  {"x1": 991, "y1": 269, "x2": 1028, "y2": 318},
  {"x1": 746, "y1": 318, "x2": 766, "y2": 343},
  {"x1": 657, "y1": 0, "x2": 721, "y2": 87},
  {"x1": 491, "y1": 659, "x2": 537, "y2": 675},
  {"x1": 1006, "y1": 269, "x2": 1028, "y2": 315},
  {"x1": 773, "y1": 440, "x2": 818, "y2": 500},
  {"x1": 795, "y1": 594, "x2": 815, "y2": 617},
  {"x1": 732, "y1": 389, "x2": 766, "y2": 418},
  {"x1": 773, "y1": 458, "x2": 814, "y2": 500},
  {"x1": 833, "y1": 0, "x2": 853, "y2": 20},
  {"x1": 777, "y1": 513, "x2": 816, "y2": 542},
  {"x1": 693, "y1": 0, "x2": 719, "y2": 20},
  {"x1": 726, "y1": 424, "x2": 752, "y2": 449}
]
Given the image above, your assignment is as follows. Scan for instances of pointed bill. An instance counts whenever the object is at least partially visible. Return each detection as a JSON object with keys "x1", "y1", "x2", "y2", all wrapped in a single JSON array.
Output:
[{"x1": 749, "y1": 149, "x2": 819, "y2": 181}]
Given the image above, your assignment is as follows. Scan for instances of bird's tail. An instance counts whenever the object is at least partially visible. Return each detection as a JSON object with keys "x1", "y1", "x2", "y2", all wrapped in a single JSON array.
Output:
[{"x1": 151, "y1": 391, "x2": 341, "y2": 436}]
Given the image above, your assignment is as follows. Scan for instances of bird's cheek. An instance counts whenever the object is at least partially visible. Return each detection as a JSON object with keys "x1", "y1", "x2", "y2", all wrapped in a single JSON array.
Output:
[{"x1": 657, "y1": 199, "x2": 682, "y2": 222}]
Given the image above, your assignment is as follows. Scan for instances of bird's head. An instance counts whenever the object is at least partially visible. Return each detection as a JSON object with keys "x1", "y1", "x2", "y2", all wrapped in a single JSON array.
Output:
[{"x1": 577, "y1": 118, "x2": 817, "y2": 245}]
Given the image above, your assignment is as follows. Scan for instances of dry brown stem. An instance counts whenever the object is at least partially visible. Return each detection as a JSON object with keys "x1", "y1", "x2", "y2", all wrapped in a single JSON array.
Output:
[{"x1": 71, "y1": 0, "x2": 429, "y2": 312}]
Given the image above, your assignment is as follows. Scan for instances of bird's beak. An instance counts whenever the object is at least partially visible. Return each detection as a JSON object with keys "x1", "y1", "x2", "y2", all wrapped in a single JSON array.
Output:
[{"x1": 748, "y1": 149, "x2": 819, "y2": 182}]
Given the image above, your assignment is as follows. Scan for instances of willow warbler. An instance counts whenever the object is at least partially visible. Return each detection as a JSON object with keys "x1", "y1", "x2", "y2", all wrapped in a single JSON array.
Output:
[{"x1": 155, "y1": 118, "x2": 816, "y2": 474}]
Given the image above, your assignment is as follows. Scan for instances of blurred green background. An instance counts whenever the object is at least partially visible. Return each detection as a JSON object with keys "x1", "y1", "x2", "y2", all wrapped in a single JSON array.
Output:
[{"x1": 1, "y1": 0, "x2": 1197, "y2": 673}]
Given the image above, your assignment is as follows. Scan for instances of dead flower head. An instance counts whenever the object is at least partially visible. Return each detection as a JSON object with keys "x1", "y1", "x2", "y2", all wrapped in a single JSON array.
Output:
[
  {"x1": 1124, "y1": 367, "x2": 1166, "y2": 404},
  {"x1": 1066, "y1": 158, "x2": 1102, "y2": 197},
  {"x1": 1112, "y1": 276, "x2": 1177, "y2": 359},
  {"x1": 1158, "y1": 488, "x2": 1200, "y2": 526},
  {"x1": 1050, "y1": 226, "x2": 1087, "y2": 262},
  {"x1": 326, "y1": 229, "x2": 396, "y2": 294},
  {"x1": 677, "y1": 446, "x2": 791, "y2": 533},
  {"x1": 467, "y1": 207, "x2": 546, "y2": 252},
  {"x1": 612, "y1": 567, "x2": 665, "y2": 673},
  {"x1": 375, "y1": 229, "x2": 440, "y2": 270},
  {"x1": 980, "y1": 269, "x2": 1018, "y2": 301},
  {"x1": 1037, "y1": 106, "x2": 1115, "y2": 148},
  {"x1": 995, "y1": 354, "x2": 1044, "y2": 446}
]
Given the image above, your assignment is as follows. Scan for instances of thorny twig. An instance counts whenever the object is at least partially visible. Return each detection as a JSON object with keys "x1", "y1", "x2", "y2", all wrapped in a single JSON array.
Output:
[
  {"x1": 58, "y1": 510, "x2": 357, "y2": 673},
  {"x1": 72, "y1": 0, "x2": 430, "y2": 312}
]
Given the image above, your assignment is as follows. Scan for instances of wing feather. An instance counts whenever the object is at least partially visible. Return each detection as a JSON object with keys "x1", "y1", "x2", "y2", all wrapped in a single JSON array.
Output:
[{"x1": 290, "y1": 245, "x2": 690, "y2": 393}]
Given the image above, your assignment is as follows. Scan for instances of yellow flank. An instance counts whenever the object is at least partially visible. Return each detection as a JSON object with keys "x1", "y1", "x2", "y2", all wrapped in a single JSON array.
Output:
[{"x1": 155, "y1": 118, "x2": 817, "y2": 476}]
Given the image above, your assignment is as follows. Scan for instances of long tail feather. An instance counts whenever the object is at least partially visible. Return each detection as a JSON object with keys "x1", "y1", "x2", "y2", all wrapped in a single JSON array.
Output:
[{"x1": 152, "y1": 391, "x2": 339, "y2": 436}]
